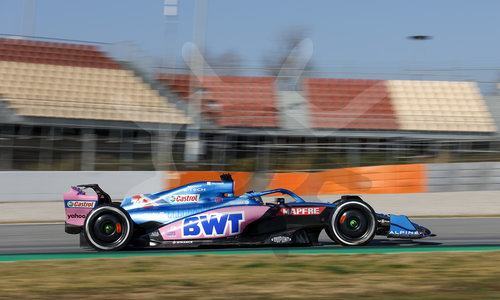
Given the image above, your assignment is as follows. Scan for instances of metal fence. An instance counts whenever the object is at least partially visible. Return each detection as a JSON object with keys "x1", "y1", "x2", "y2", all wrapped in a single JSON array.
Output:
[{"x1": 2, "y1": 123, "x2": 500, "y2": 172}]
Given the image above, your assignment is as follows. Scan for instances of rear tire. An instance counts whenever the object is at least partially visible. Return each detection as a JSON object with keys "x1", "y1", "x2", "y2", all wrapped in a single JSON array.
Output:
[
  {"x1": 83, "y1": 204, "x2": 133, "y2": 251},
  {"x1": 327, "y1": 200, "x2": 376, "y2": 246}
]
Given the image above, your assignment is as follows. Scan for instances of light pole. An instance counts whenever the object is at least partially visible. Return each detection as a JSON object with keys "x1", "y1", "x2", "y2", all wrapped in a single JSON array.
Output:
[
  {"x1": 185, "y1": 0, "x2": 208, "y2": 164},
  {"x1": 163, "y1": 0, "x2": 179, "y2": 71},
  {"x1": 22, "y1": 0, "x2": 37, "y2": 38}
]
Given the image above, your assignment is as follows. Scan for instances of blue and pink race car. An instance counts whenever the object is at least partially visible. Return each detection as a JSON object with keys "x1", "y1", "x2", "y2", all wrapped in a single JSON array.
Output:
[{"x1": 64, "y1": 174, "x2": 433, "y2": 251}]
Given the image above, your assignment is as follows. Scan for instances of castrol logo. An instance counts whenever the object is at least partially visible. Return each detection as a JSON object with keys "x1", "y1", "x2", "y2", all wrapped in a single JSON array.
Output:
[
  {"x1": 169, "y1": 194, "x2": 199, "y2": 203},
  {"x1": 66, "y1": 200, "x2": 96, "y2": 208}
]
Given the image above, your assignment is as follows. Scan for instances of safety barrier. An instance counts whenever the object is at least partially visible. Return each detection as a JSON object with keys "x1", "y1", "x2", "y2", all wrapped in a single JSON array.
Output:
[
  {"x1": 166, "y1": 164, "x2": 427, "y2": 196},
  {"x1": 428, "y1": 162, "x2": 500, "y2": 192},
  {"x1": 3, "y1": 162, "x2": 500, "y2": 202},
  {"x1": 0, "y1": 171, "x2": 163, "y2": 202},
  {"x1": 266, "y1": 164, "x2": 426, "y2": 195}
]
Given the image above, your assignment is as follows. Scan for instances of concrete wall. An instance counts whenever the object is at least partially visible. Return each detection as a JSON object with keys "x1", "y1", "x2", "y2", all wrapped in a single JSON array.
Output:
[
  {"x1": 428, "y1": 162, "x2": 500, "y2": 192},
  {"x1": 0, "y1": 171, "x2": 163, "y2": 202},
  {"x1": 2, "y1": 162, "x2": 500, "y2": 202}
]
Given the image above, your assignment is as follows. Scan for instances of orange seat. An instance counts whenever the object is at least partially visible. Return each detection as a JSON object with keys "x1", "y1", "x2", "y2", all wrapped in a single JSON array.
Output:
[
  {"x1": 305, "y1": 78, "x2": 398, "y2": 130},
  {"x1": 155, "y1": 74, "x2": 280, "y2": 128}
]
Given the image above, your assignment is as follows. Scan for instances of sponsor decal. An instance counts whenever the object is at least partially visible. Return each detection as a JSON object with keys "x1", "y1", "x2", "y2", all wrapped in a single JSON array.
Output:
[
  {"x1": 389, "y1": 230, "x2": 420, "y2": 236},
  {"x1": 65, "y1": 200, "x2": 96, "y2": 208},
  {"x1": 150, "y1": 231, "x2": 161, "y2": 238},
  {"x1": 207, "y1": 182, "x2": 223, "y2": 185},
  {"x1": 186, "y1": 185, "x2": 206, "y2": 192},
  {"x1": 132, "y1": 195, "x2": 157, "y2": 208},
  {"x1": 182, "y1": 212, "x2": 244, "y2": 237},
  {"x1": 271, "y1": 236, "x2": 292, "y2": 244},
  {"x1": 165, "y1": 231, "x2": 177, "y2": 237},
  {"x1": 276, "y1": 206, "x2": 326, "y2": 216},
  {"x1": 71, "y1": 186, "x2": 85, "y2": 195},
  {"x1": 67, "y1": 213, "x2": 86, "y2": 219},
  {"x1": 173, "y1": 240, "x2": 193, "y2": 244},
  {"x1": 169, "y1": 194, "x2": 199, "y2": 203}
]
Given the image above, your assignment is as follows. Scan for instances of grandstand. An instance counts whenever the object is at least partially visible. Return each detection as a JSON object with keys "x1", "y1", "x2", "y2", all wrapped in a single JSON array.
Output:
[
  {"x1": 157, "y1": 74, "x2": 496, "y2": 133},
  {"x1": 304, "y1": 78, "x2": 398, "y2": 130},
  {"x1": 155, "y1": 74, "x2": 279, "y2": 127},
  {"x1": 0, "y1": 38, "x2": 189, "y2": 124},
  {"x1": 1, "y1": 36, "x2": 499, "y2": 172},
  {"x1": 155, "y1": 73, "x2": 499, "y2": 171},
  {"x1": 387, "y1": 80, "x2": 494, "y2": 132},
  {"x1": 0, "y1": 38, "x2": 189, "y2": 171}
]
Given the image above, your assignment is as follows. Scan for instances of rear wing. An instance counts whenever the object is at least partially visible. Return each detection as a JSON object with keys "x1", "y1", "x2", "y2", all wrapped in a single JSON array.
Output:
[
  {"x1": 76, "y1": 184, "x2": 112, "y2": 205},
  {"x1": 63, "y1": 184, "x2": 112, "y2": 234}
]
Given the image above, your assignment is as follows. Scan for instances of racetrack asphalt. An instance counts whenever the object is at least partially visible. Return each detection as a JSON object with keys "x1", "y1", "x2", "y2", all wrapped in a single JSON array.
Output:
[{"x1": 1, "y1": 217, "x2": 500, "y2": 256}]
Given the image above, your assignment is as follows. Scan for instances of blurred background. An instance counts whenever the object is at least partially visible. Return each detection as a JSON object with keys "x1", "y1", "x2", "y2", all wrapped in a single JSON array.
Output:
[{"x1": 1, "y1": 0, "x2": 500, "y2": 197}]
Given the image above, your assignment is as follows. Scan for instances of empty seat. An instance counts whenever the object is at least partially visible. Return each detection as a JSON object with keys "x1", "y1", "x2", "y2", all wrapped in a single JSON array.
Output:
[
  {"x1": 304, "y1": 78, "x2": 398, "y2": 130},
  {"x1": 387, "y1": 80, "x2": 495, "y2": 132},
  {"x1": 155, "y1": 74, "x2": 280, "y2": 128},
  {"x1": 0, "y1": 39, "x2": 190, "y2": 125}
]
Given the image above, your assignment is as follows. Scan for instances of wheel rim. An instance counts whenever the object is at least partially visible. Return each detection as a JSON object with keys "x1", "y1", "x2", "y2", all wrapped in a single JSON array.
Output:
[
  {"x1": 332, "y1": 203, "x2": 375, "y2": 245},
  {"x1": 338, "y1": 209, "x2": 368, "y2": 239},
  {"x1": 87, "y1": 210, "x2": 129, "y2": 248},
  {"x1": 103, "y1": 223, "x2": 114, "y2": 234}
]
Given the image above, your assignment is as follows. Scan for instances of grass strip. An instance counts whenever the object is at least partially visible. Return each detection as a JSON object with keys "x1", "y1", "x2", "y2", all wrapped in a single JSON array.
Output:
[
  {"x1": 2, "y1": 251, "x2": 500, "y2": 299},
  {"x1": 2, "y1": 245, "x2": 500, "y2": 262}
]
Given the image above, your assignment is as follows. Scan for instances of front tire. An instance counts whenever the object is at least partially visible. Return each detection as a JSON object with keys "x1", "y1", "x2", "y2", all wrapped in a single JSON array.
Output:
[
  {"x1": 327, "y1": 200, "x2": 376, "y2": 246},
  {"x1": 83, "y1": 204, "x2": 133, "y2": 251}
]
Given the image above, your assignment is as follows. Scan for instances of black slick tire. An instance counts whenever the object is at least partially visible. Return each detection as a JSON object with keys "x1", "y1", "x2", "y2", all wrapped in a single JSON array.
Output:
[
  {"x1": 327, "y1": 200, "x2": 376, "y2": 246},
  {"x1": 83, "y1": 203, "x2": 133, "y2": 251}
]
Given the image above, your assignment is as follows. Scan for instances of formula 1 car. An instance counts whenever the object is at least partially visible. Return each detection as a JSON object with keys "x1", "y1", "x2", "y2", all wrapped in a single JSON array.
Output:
[{"x1": 64, "y1": 174, "x2": 433, "y2": 251}]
